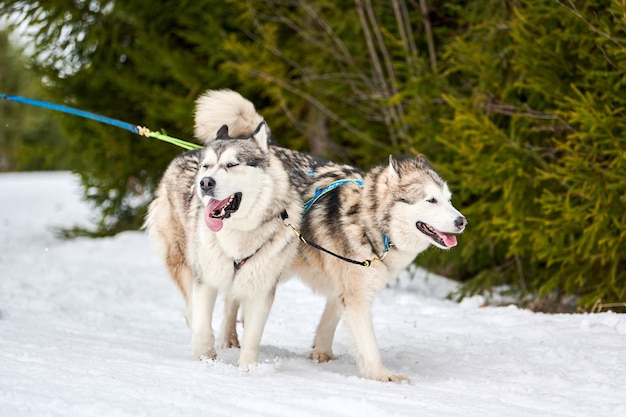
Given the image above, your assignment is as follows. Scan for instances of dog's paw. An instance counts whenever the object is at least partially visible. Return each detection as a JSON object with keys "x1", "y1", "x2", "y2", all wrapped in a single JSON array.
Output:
[
  {"x1": 310, "y1": 350, "x2": 334, "y2": 363},
  {"x1": 378, "y1": 372, "x2": 409, "y2": 383},
  {"x1": 193, "y1": 339, "x2": 217, "y2": 360},
  {"x1": 195, "y1": 349, "x2": 217, "y2": 361},
  {"x1": 192, "y1": 330, "x2": 217, "y2": 360},
  {"x1": 219, "y1": 333, "x2": 240, "y2": 349},
  {"x1": 366, "y1": 367, "x2": 409, "y2": 383}
]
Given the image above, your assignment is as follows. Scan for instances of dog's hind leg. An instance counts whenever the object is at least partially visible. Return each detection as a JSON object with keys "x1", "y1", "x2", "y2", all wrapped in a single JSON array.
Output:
[
  {"x1": 191, "y1": 280, "x2": 219, "y2": 360},
  {"x1": 311, "y1": 297, "x2": 342, "y2": 362},
  {"x1": 169, "y1": 262, "x2": 194, "y2": 327},
  {"x1": 150, "y1": 212, "x2": 194, "y2": 326},
  {"x1": 237, "y1": 289, "x2": 276, "y2": 367},
  {"x1": 219, "y1": 295, "x2": 240, "y2": 348}
]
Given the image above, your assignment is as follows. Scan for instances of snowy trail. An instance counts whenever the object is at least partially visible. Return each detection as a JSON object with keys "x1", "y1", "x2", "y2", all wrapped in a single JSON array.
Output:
[{"x1": 1, "y1": 172, "x2": 624, "y2": 416}]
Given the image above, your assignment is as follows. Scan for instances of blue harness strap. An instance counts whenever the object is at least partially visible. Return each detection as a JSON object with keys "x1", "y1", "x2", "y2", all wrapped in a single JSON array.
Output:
[
  {"x1": 302, "y1": 178, "x2": 364, "y2": 214},
  {"x1": 293, "y1": 178, "x2": 392, "y2": 266}
]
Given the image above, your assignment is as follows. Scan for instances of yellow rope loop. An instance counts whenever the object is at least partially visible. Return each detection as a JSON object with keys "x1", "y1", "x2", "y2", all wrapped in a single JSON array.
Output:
[{"x1": 136, "y1": 126, "x2": 151, "y2": 137}]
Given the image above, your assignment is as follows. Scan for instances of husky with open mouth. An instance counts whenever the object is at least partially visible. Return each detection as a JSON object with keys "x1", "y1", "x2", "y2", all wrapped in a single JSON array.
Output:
[
  {"x1": 292, "y1": 153, "x2": 467, "y2": 382},
  {"x1": 211, "y1": 90, "x2": 467, "y2": 382},
  {"x1": 144, "y1": 94, "x2": 304, "y2": 368}
]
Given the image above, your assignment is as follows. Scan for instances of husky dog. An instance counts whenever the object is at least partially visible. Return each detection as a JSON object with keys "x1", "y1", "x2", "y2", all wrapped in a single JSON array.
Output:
[
  {"x1": 291, "y1": 155, "x2": 467, "y2": 382},
  {"x1": 212, "y1": 90, "x2": 467, "y2": 382},
  {"x1": 144, "y1": 91, "x2": 305, "y2": 367}
]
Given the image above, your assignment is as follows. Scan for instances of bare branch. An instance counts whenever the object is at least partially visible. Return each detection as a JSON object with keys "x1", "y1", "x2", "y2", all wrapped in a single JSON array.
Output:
[
  {"x1": 242, "y1": 67, "x2": 386, "y2": 150},
  {"x1": 392, "y1": 0, "x2": 419, "y2": 78},
  {"x1": 354, "y1": 0, "x2": 387, "y2": 94},
  {"x1": 356, "y1": 0, "x2": 411, "y2": 145},
  {"x1": 557, "y1": 0, "x2": 624, "y2": 48},
  {"x1": 417, "y1": 0, "x2": 438, "y2": 73}
]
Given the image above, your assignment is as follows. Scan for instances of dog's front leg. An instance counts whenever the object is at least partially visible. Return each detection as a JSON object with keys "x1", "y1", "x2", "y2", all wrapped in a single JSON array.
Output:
[
  {"x1": 311, "y1": 297, "x2": 342, "y2": 362},
  {"x1": 191, "y1": 279, "x2": 219, "y2": 360},
  {"x1": 343, "y1": 298, "x2": 409, "y2": 382},
  {"x1": 237, "y1": 289, "x2": 275, "y2": 367}
]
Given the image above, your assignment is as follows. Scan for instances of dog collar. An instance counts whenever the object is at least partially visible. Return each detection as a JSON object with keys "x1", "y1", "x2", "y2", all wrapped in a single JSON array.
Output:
[
  {"x1": 234, "y1": 210, "x2": 291, "y2": 273},
  {"x1": 378, "y1": 234, "x2": 392, "y2": 261}
]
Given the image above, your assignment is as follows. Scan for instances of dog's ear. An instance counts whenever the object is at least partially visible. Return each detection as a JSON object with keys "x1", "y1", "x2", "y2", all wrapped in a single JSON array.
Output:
[
  {"x1": 215, "y1": 125, "x2": 230, "y2": 140},
  {"x1": 388, "y1": 155, "x2": 401, "y2": 181},
  {"x1": 415, "y1": 153, "x2": 434, "y2": 171},
  {"x1": 252, "y1": 121, "x2": 270, "y2": 152}
]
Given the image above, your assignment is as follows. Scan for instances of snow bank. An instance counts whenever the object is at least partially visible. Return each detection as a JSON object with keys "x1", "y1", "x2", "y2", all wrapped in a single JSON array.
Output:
[{"x1": 1, "y1": 172, "x2": 624, "y2": 417}]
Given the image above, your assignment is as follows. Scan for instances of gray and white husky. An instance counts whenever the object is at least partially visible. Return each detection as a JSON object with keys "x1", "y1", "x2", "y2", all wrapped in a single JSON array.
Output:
[
  {"x1": 291, "y1": 154, "x2": 467, "y2": 382},
  {"x1": 144, "y1": 91, "x2": 308, "y2": 368},
  {"x1": 209, "y1": 90, "x2": 467, "y2": 382}
]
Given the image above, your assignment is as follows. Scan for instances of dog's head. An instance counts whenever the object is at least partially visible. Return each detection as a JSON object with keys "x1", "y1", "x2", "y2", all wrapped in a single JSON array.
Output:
[
  {"x1": 385, "y1": 155, "x2": 467, "y2": 250},
  {"x1": 196, "y1": 122, "x2": 272, "y2": 232}
]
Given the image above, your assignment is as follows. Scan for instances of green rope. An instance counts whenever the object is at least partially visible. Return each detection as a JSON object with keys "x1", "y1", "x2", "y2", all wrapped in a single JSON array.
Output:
[{"x1": 137, "y1": 126, "x2": 202, "y2": 150}]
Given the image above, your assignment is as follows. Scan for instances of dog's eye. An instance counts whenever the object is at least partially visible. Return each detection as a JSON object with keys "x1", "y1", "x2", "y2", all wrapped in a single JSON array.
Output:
[
  {"x1": 201, "y1": 163, "x2": 212, "y2": 169},
  {"x1": 226, "y1": 162, "x2": 239, "y2": 168},
  {"x1": 427, "y1": 198, "x2": 437, "y2": 204}
]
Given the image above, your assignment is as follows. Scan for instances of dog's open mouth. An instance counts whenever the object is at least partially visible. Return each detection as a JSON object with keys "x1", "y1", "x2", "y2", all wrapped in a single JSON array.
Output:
[
  {"x1": 416, "y1": 221, "x2": 458, "y2": 248},
  {"x1": 204, "y1": 192, "x2": 242, "y2": 232}
]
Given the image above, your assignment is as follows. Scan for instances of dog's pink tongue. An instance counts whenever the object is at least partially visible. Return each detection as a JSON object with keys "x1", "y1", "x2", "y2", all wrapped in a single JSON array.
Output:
[
  {"x1": 438, "y1": 231, "x2": 457, "y2": 247},
  {"x1": 204, "y1": 199, "x2": 226, "y2": 232}
]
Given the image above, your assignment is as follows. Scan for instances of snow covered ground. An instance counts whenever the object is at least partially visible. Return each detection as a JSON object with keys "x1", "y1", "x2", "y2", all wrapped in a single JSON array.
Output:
[{"x1": 1, "y1": 171, "x2": 624, "y2": 417}]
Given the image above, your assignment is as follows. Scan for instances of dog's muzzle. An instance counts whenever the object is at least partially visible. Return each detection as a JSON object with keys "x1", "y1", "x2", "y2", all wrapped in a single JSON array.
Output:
[{"x1": 199, "y1": 176, "x2": 243, "y2": 232}]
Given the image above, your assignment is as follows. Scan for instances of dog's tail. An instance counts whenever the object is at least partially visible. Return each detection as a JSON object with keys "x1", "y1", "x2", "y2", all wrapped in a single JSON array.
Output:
[{"x1": 194, "y1": 89, "x2": 264, "y2": 145}]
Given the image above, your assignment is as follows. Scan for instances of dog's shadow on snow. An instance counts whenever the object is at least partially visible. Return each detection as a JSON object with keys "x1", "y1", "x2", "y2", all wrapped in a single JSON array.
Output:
[
  {"x1": 204, "y1": 341, "x2": 465, "y2": 383},
  {"x1": 204, "y1": 344, "x2": 485, "y2": 385},
  {"x1": 204, "y1": 344, "x2": 362, "y2": 380}
]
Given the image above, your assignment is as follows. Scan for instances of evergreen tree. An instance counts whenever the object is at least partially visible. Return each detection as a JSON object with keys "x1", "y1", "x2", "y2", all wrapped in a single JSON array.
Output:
[
  {"x1": 1, "y1": 0, "x2": 254, "y2": 234},
  {"x1": 0, "y1": 30, "x2": 67, "y2": 171},
  {"x1": 1, "y1": 0, "x2": 624, "y2": 308},
  {"x1": 223, "y1": 0, "x2": 439, "y2": 165},
  {"x1": 419, "y1": 0, "x2": 626, "y2": 309}
]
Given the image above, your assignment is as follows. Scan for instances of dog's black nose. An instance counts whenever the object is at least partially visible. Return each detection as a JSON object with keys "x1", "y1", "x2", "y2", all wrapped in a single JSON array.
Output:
[
  {"x1": 455, "y1": 216, "x2": 467, "y2": 229},
  {"x1": 200, "y1": 177, "x2": 216, "y2": 194}
]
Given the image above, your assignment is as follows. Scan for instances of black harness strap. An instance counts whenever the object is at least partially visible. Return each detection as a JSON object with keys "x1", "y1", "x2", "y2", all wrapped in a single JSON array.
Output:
[
  {"x1": 281, "y1": 210, "x2": 385, "y2": 268},
  {"x1": 296, "y1": 233, "x2": 373, "y2": 267},
  {"x1": 233, "y1": 255, "x2": 253, "y2": 272}
]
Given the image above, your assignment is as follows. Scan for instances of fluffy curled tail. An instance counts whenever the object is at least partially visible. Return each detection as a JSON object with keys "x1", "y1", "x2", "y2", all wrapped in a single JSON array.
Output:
[{"x1": 194, "y1": 89, "x2": 265, "y2": 145}]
